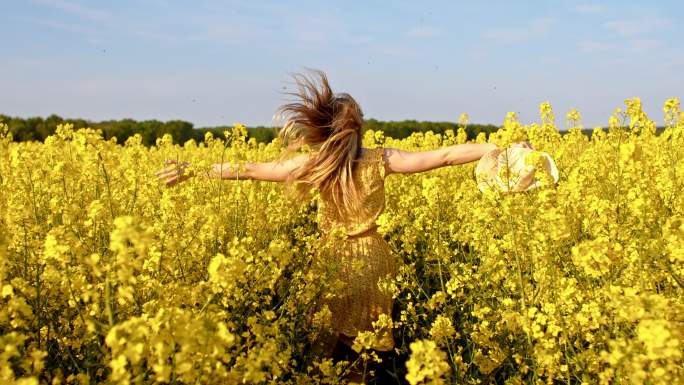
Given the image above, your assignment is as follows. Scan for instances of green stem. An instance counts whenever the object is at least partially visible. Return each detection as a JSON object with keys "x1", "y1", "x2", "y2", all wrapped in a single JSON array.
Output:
[{"x1": 96, "y1": 151, "x2": 116, "y2": 222}]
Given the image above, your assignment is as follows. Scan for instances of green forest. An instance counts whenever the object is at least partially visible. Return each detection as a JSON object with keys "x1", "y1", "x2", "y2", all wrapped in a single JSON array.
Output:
[{"x1": 0, "y1": 113, "x2": 620, "y2": 146}]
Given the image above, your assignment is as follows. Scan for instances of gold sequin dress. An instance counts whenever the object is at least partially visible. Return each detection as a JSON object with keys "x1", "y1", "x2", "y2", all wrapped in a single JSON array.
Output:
[{"x1": 315, "y1": 147, "x2": 397, "y2": 352}]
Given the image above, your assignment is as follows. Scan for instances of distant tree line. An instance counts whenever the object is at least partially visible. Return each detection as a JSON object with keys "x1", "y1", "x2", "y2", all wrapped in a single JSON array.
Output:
[
  {"x1": 0, "y1": 114, "x2": 503, "y2": 145},
  {"x1": 363, "y1": 119, "x2": 501, "y2": 140},
  {"x1": 0, "y1": 114, "x2": 647, "y2": 147}
]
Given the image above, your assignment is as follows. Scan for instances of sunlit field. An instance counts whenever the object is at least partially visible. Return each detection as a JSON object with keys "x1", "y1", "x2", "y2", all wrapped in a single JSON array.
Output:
[{"x1": 1, "y1": 98, "x2": 683, "y2": 384}]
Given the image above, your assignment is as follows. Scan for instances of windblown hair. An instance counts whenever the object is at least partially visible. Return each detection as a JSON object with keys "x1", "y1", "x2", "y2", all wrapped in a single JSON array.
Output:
[{"x1": 275, "y1": 70, "x2": 365, "y2": 216}]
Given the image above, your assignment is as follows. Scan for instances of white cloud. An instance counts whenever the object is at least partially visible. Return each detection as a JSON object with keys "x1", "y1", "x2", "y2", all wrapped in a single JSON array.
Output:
[
  {"x1": 603, "y1": 17, "x2": 672, "y2": 38},
  {"x1": 603, "y1": 20, "x2": 644, "y2": 37},
  {"x1": 376, "y1": 45, "x2": 417, "y2": 58},
  {"x1": 664, "y1": 54, "x2": 684, "y2": 70},
  {"x1": 577, "y1": 41, "x2": 619, "y2": 53},
  {"x1": 23, "y1": 16, "x2": 100, "y2": 36},
  {"x1": 140, "y1": 0, "x2": 170, "y2": 7},
  {"x1": 574, "y1": 4, "x2": 604, "y2": 14},
  {"x1": 577, "y1": 38, "x2": 664, "y2": 54},
  {"x1": 481, "y1": 17, "x2": 557, "y2": 43},
  {"x1": 406, "y1": 26, "x2": 439, "y2": 39},
  {"x1": 629, "y1": 39, "x2": 664, "y2": 52},
  {"x1": 25, "y1": 14, "x2": 193, "y2": 46},
  {"x1": 465, "y1": 48, "x2": 488, "y2": 61},
  {"x1": 31, "y1": 0, "x2": 111, "y2": 21},
  {"x1": 287, "y1": 15, "x2": 373, "y2": 48},
  {"x1": 579, "y1": 14, "x2": 672, "y2": 55},
  {"x1": 194, "y1": 23, "x2": 257, "y2": 45}
]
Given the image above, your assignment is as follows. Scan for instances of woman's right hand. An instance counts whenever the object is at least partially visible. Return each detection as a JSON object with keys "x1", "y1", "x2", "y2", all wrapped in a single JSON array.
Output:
[{"x1": 155, "y1": 159, "x2": 194, "y2": 187}]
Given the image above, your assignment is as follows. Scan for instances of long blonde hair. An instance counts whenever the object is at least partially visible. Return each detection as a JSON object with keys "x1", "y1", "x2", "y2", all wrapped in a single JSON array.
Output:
[{"x1": 276, "y1": 70, "x2": 365, "y2": 216}]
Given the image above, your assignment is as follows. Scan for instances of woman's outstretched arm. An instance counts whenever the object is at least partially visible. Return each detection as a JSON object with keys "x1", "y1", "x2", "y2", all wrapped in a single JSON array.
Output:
[
  {"x1": 382, "y1": 141, "x2": 534, "y2": 176},
  {"x1": 383, "y1": 143, "x2": 497, "y2": 176},
  {"x1": 156, "y1": 153, "x2": 310, "y2": 187},
  {"x1": 208, "y1": 153, "x2": 311, "y2": 181}
]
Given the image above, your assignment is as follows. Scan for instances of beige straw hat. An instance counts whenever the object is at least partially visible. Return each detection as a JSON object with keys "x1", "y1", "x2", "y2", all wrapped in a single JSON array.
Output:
[{"x1": 475, "y1": 146, "x2": 559, "y2": 192}]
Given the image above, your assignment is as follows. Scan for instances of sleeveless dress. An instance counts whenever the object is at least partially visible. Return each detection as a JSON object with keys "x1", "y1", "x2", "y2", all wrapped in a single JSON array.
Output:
[{"x1": 315, "y1": 147, "x2": 397, "y2": 352}]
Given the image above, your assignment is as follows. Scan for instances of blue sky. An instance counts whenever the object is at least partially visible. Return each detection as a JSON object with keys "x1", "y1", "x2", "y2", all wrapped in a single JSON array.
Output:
[{"x1": 2, "y1": 0, "x2": 683, "y2": 129}]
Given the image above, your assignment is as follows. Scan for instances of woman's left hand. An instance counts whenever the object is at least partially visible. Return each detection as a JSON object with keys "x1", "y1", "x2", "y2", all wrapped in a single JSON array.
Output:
[{"x1": 155, "y1": 160, "x2": 193, "y2": 187}]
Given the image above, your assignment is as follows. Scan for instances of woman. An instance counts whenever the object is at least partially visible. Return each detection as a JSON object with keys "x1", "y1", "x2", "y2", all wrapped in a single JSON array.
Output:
[{"x1": 156, "y1": 70, "x2": 531, "y2": 381}]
